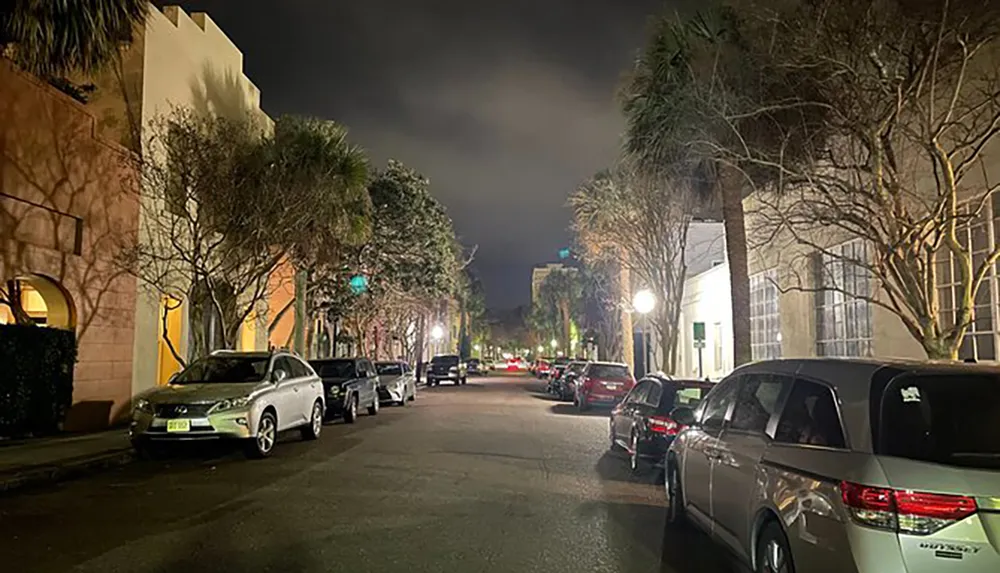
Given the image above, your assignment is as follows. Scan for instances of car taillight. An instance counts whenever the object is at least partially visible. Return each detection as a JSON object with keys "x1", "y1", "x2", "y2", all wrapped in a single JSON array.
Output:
[
  {"x1": 839, "y1": 481, "x2": 977, "y2": 535},
  {"x1": 648, "y1": 415, "x2": 679, "y2": 435}
]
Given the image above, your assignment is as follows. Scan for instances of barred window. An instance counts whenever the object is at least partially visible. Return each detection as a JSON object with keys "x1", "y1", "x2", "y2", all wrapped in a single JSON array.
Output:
[
  {"x1": 936, "y1": 196, "x2": 1000, "y2": 361},
  {"x1": 815, "y1": 239, "x2": 874, "y2": 357},
  {"x1": 750, "y1": 270, "x2": 782, "y2": 360}
]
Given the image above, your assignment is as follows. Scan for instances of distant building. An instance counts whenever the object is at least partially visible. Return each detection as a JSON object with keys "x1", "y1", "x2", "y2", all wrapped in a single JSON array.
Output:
[{"x1": 531, "y1": 263, "x2": 575, "y2": 304}]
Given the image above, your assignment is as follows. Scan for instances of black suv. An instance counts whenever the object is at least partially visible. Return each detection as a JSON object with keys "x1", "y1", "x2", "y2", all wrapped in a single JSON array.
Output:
[
  {"x1": 308, "y1": 357, "x2": 380, "y2": 423},
  {"x1": 427, "y1": 354, "x2": 467, "y2": 386}
]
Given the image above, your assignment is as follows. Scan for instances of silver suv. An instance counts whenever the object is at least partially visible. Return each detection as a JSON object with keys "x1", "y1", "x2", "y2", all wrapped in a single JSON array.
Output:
[
  {"x1": 130, "y1": 350, "x2": 325, "y2": 459},
  {"x1": 665, "y1": 358, "x2": 1000, "y2": 573}
]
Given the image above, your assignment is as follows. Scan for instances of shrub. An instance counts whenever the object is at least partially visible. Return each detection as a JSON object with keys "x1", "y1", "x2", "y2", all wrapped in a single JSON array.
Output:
[{"x1": 0, "y1": 325, "x2": 77, "y2": 437}]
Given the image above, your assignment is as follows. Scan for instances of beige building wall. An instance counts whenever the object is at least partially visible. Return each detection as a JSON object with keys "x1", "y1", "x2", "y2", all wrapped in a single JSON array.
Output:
[{"x1": 90, "y1": 5, "x2": 273, "y2": 399}]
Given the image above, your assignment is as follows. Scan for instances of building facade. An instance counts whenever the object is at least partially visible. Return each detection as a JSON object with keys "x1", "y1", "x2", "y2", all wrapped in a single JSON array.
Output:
[{"x1": 0, "y1": 60, "x2": 140, "y2": 430}]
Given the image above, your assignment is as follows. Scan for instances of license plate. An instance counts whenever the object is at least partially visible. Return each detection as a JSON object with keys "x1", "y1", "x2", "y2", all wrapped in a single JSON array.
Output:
[{"x1": 166, "y1": 419, "x2": 191, "y2": 433}]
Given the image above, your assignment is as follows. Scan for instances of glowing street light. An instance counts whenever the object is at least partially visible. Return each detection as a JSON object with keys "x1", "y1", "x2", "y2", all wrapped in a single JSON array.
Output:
[
  {"x1": 430, "y1": 325, "x2": 445, "y2": 340},
  {"x1": 537, "y1": 345, "x2": 544, "y2": 353},
  {"x1": 550, "y1": 339, "x2": 558, "y2": 350}
]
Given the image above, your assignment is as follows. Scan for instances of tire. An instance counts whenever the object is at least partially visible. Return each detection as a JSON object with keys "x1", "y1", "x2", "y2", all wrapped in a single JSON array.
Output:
[
  {"x1": 300, "y1": 400, "x2": 323, "y2": 441},
  {"x1": 609, "y1": 422, "x2": 622, "y2": 452},
  {"x1": 408, "y1": 386, "x2": 416, "y2": 401},
  {"x1": 666, "y1": 461, "x2": 687, "y2": 527},
  {"x1": 368, "y1": 394, "x2": 380, "y2": 415},
  {"x1": 461, "y1": 377, "x2": 467, "y2": 385},
  {"x1": 245, "y1": 410, "x2": 277, "y2": 459},
  {"x1": 755, "y1": 521, "x2": 795, "y2": 573},
  {"x1": 343, "y1": 395, "x2": 358, "y2": 424}
]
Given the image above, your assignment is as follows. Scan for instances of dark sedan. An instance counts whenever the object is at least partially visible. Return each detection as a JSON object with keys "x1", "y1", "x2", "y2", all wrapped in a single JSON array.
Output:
[{"x1": 609, "y1": 374, "x2": 714, "y2": 473}]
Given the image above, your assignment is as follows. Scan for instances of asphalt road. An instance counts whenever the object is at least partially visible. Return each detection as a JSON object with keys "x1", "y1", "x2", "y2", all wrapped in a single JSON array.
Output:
[{"x1": 0, "y1": 373, "x2": 741, "y2": 573}]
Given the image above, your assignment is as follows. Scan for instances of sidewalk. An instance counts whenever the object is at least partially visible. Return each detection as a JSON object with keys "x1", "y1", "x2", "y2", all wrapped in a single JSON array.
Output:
[{"x1": 0, "y1": 430, "x2": 134, "y2": 494}]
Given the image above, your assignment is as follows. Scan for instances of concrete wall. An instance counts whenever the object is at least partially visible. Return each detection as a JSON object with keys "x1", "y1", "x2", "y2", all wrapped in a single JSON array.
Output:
[{"x1": 0, "y1": 60, "x2": 140, "y2": 430}]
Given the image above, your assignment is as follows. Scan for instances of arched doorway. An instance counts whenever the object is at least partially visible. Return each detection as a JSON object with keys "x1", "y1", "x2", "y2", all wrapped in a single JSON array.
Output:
[{"x1": 0, "y1": 275, "x2": 76, "y2": 329}]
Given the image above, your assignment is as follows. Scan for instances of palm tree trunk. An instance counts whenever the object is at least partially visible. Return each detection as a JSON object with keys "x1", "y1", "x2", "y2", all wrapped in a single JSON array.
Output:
[{"x1": 721, "y1": 174, "x2": 752, "y2": 366}]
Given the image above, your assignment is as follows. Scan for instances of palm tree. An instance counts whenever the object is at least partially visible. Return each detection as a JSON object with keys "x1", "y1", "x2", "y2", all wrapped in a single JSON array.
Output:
[
  {"x1": 1, "y1": 0, "x2": 149, "y2": 77},
  {"x1": 620, "y1": 9, "x2": 753, "y2": 366}
]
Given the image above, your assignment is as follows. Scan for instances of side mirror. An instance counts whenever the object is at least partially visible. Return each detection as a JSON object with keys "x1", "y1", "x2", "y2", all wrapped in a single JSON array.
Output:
[
  {"x1": 273, "y1": 369, "x2": 288, "y2": 383},
  {"x1": 670, "y1": 406, "x2": 697, "y2": 427}
]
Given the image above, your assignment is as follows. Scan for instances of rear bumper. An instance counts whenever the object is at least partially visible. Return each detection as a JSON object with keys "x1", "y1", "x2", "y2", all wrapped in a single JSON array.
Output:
[{"x1": 580, "y1": 393, "x2": 626, "y2": 407}]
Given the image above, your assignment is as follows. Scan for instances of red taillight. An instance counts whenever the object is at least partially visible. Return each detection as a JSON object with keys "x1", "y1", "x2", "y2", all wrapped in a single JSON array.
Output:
[
  {"x1": 839, "y1": 481, "x2": 977, "y2": 535},
  {"x1": 648, "y1": 415, "x2": 679, "y2": 435}
]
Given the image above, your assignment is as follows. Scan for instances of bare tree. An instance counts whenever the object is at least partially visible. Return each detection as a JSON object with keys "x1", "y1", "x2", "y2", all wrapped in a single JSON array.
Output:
[
  {"x1": 571, "y1": 166, "x2": 696, "y2": 373},
  {"x1": 700, "y1": 0, "x2": 1000, "y2": 359}
]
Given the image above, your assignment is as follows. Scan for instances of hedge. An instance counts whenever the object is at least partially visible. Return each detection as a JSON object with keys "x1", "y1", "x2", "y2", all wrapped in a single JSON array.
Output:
[{"x1": 0, "y1": 324, "x2": 77, "y2": 437}]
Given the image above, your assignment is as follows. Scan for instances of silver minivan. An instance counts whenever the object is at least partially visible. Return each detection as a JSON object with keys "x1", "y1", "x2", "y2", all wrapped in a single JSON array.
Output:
[{"x1": 664, "y1": 358, "x2": 1000, "y2": 573}]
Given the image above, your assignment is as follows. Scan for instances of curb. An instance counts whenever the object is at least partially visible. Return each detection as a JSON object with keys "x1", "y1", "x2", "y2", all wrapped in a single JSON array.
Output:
[{"x1": 0, "y1": 448, "x2": 134, "y2": 496}]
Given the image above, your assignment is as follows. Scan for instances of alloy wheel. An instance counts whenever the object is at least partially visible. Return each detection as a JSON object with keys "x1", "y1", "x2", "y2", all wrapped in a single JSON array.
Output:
[
  {"x1": 257, "y1": 416, "x2": 276, "y2": 454},
  {"x1": 311, "y1": 403, "x2": 322, "y2": 436},
  {"x1": 629, "y1": 432, "x2": 639, "y2": 471},
  {"x1": 764, "y1": 540, "x2": 787, "y2": 573}
]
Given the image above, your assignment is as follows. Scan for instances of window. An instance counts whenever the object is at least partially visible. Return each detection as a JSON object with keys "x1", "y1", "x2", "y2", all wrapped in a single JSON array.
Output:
[
  {"x1": 626, "y1": 381, "x2": 651, "y2": 405},
  {"x1": 816, "y1": 239, "x2": 873, "y2": 357},
  {"x1": 309, "y1": 359, "x2": 356, "y2": 379},
  {"x1": 589, "y1": 364, "x2": 631, "y2": 379},
  {"x1": 700, "y1": 377, "x2": 740, "y2": 431},
  {"x1": 376, "y1": 362, "x2": 403, "y2": 376},
  {"x1": 750, "y1": 270, "x2": 782, "y2": 360},
  {"x1": 936, "y1": 196, "x2": 1000, "y2": 361},
  {"x1": 287, "y1": 357, "x2": 310, "y2": 378},
  {"x1": 272, "y1": 356, "x2": 296, "y2": 380},
  {"x1": 645, "y1": 381, "x2": 663, "y2": 406},
  {"x1": 172, "y1": 355, "x2": 269, "y2": 384},
  {"x1": 730, "y1": 374, "x2": 790, "y2": 434},
  {"x1": 876, "y1": 373, "x2": 1000, "y2": 470},
  {"x1": 774, "y1": 380, "x2": 846, "y2": 448}
]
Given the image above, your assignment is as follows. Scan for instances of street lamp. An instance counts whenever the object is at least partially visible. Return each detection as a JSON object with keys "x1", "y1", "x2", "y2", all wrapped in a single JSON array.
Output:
[
  {"x1": 633, "y1": 289, "x2": 655, "y2": 376},
  {"x1": 430, "y1": 325, "x2": 444, "y2": 340},
  {"x1": 550, "y1": 339, "x2": 558, "y2": 351},
  {"x1": 537, "y1": 345, "x2": 544, "y2": 353}
]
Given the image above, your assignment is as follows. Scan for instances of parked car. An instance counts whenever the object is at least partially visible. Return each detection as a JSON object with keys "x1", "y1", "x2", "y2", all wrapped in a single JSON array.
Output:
[
  {"x1": 534, "y1": 359, "x2": 551, "y2": 378},
  {"x1": 308, "y1": 357, "x2": 380, "y2": 423},
  {"x1": 375, "y1": 360, "x2": 416, "y2": 405},
  {"x1": 574, "y1": 361, "x2": 635, "y2": 411},
  {"x1": 610, "y1": 374, "x2": 714, "y2": 473},
  {"x1": 130, "y1": 350, "x2": 325, "y2": 459},
  {"x1": 427, "y1": 354, "x2": 467, "y2": 386},
  {"x1": 554, "y1": 360, "x2": 590, "y2": 401},
  {"x1": 546, "y1": 363, "x2": 568, "y2": 394},
  {"x1": 665, "y1": 358, "x2": 1000, "y2": 573},
  {"x1": 467, "y1": 358, "x2": 487, "y2": 376}
]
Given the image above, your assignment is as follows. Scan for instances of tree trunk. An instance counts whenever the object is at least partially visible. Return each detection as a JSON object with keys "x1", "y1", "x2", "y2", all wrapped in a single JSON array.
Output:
[
  {"x1": 619, "y1": 264, "x2": 635, "y2": 374},
  {"x1": 292, "y1": 269, "x2": 307, "y2": 355},
  {"x1": 3, "y1": 280, "x2": 34, "y2": 325},
  {"x1": 923, "y1": 336, "x2": 959, "y2": 360},
  {"x1": 720, "y1": 174, "x2": 752, "y2": 367}
]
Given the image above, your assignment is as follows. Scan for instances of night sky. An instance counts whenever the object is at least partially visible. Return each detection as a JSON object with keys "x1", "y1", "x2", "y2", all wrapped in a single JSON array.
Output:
[{"x1": 171, "y1": 0, "x2": 677, "y2": 308}]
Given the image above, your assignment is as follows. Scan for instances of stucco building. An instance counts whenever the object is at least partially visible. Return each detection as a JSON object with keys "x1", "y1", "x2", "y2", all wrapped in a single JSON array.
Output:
[{"x1": 0, "y1": 60, "x2": 140, "y2": 430}]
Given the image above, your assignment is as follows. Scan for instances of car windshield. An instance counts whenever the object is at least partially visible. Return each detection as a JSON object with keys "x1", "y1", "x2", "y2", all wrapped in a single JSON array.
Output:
[
  {"x1": 310, "y1": 360, "x2": 356, "y2": 379},
  {"x1": 568, "y1": 362, "x2": 587, "y2": 374},
  {"x1": 877, "y1": 373, "x2": 1000, "y2": 469},
  {"x1": 172, "y1": 356, "x2": 269, "y2": 384},
  {"x1": 589, "y1": 364, "x2": 630, "y2": 379},
  {"x1": 432, "y1": 356, "x2": 459, "y2": 365},
  {"x1": 375, "y1": 362, "x2": 402, "y2": 376}
]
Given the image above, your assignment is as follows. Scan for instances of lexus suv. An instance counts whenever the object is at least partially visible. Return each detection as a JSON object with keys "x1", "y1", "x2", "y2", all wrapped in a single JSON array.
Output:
[
  {"x1": 665, "y1": 358, "x2": 1000, "y2": 573},
  {"x1": 130, "y1": 350, "x2": 325, "y2": 459}
]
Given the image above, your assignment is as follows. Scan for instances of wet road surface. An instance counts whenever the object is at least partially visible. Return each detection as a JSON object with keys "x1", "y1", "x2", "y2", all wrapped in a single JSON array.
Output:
[{"x1": 0, "y1": 373, "x2": 743, "y2": 573}]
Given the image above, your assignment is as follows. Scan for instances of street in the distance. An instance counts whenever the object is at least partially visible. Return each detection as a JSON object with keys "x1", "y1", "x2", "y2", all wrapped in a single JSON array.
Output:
[{"x1": 0, "y1": 373, "x2": 737, "y2": 573}]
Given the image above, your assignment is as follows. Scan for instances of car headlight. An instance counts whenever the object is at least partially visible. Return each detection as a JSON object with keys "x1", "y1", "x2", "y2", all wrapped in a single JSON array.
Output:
[
  {"x1": 212, "y1": 396, "x2": 251, "y2": 412},
  {"x1": 328, "y1": 385, "x2": 341, "y2": 396},
  {"x1": 133, "y1": 398, "x2": 152, "y2": 414}
]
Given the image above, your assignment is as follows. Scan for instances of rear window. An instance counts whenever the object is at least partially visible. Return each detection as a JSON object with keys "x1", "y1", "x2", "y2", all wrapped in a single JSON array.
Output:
[
  {"x1": 376, "y1": 362, "x2": 402, "y2": 376},
  {"x1": 589, "y1": 364, "x2": 630, "y2": 379},
  {"x1": 877, "y1": 373, "x2": 1000, "y2": 469},
  {"x1": 658, "y1": 381, "x2": 712, "y2": 412}
]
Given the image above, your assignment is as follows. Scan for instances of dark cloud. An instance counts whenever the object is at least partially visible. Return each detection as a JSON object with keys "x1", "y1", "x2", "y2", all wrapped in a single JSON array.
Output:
[{"x1": 171, "y1": 0, "x2": 674, "y2": 307}]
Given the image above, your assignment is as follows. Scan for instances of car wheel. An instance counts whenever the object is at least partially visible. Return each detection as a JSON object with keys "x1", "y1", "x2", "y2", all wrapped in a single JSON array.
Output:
[
  {"x1": 368, "y1": 394, "x2": 379, "y2": 415},
  {"x1": 666, "y1": 461, "x2": 687, "y2": 527},
  {"x1": 461, "y1": 377, "x2": 467, "y2": 385},
  {"x1": 245, "y1": 411, "x2": 277, "y2": 459},
  {"x1": 408, "y1": 386, "x2": 416, "y2": 401},
  {"x1": 300, "y1": 400, "x2": 323, "y2": 441},
  {"x1": 343, "y1": 395, "x2": 358, "y2": 424},
  {"x1": 608, "y1": 422, "x2": 622, "y2": 452},
  {"x1": 756, "y1": 521, "x2": 795, "y2": 573}
]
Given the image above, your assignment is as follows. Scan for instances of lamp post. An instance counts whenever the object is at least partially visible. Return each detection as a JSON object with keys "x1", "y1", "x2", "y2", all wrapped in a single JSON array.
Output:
[{"x1": 632, "y1": 289, "x2": 655, "y2": 377}]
